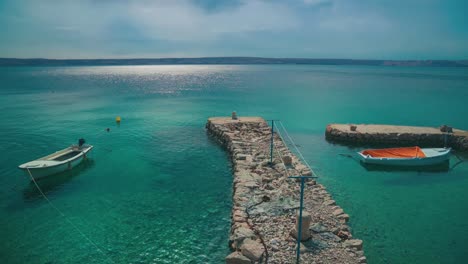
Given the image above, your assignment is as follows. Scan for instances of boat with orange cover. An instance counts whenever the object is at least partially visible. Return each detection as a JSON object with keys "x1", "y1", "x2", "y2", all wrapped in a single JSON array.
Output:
[{"x1": 357, "y1": 146, "x2": 451, "y2": 166}]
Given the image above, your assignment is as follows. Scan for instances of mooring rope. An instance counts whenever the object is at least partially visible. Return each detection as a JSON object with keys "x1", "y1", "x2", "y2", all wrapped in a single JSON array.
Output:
[
  {"x1": 451, "y1": 152, "x2": 467, "y2": 170},
  {"x1": 338, "y1": 153, "x2": 362, "y2": 164},
  {"x1": 25, "y1": 168, "x2": 116, "y2": 264}
]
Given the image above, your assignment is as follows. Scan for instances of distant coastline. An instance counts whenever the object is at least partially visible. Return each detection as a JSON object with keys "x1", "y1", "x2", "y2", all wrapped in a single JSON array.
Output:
[{"x1": 1, "y1": 57, "x2": 467, "y2": 67}]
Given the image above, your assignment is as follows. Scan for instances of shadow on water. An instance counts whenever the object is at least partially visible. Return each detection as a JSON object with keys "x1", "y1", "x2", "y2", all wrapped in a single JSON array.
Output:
[
  {"x1": 360, "y1": 160, "x2": 450, "y2": 173},
  {"x1": 358, "y1": 158, "x2": 468, "y2": 187},
  {"x1": 22, "y1": 159, "x2": 95, "y2": 201}
]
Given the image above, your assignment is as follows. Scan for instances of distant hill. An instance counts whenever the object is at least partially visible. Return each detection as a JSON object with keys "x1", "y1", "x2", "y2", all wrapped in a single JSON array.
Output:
[{"x1": 1, "y1": 57, "x2": 467, "y2": 67}]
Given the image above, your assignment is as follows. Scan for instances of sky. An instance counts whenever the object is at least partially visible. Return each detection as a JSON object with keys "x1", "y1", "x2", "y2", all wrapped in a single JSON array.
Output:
[{"x1": 0, "y1": 0, "x2": 467, "y2": 59}]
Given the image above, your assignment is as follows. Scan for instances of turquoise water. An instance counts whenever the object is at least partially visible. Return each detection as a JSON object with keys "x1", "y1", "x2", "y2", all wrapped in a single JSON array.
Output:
[{"x1": 0, "y1": 65, "x2": 467, "y2": 263}]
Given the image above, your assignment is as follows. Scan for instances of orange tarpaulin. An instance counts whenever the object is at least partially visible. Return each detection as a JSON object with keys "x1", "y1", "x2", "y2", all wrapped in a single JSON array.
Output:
[{"x1": 362, "y1": 146, "x2": 426, "y2": 158}]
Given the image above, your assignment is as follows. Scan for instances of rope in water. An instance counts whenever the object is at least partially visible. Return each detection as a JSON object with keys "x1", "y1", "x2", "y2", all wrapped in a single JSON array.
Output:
[{"x1": 25, "y1": 168, "x2": 116, "y2": 264}]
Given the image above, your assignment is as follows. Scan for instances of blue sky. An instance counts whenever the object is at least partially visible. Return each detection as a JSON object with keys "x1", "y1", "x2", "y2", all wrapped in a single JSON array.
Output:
[{"x1": 0, "y1": 0, "x2": 467, "y2": 59}]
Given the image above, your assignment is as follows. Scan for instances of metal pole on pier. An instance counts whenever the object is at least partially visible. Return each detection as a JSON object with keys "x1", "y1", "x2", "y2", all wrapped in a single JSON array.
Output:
[
  {"x1": 270, "y1": 120, "x2": 274, "y2": 164},
  {"x1": 289, "y1": 175, "x2": 316, "y2": 264},
  {"x1": 267, "y1": 119, "x2": 280, "y2": 165}
]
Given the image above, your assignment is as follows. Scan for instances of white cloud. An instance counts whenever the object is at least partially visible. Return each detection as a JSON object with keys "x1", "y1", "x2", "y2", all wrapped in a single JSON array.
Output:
[
  {"x1": 316, "y1": 1, "x2": 391, "y2": 32},
  {"x1": 17, "y1": 0, "x2": 299, "y2": 42},
  {"x1": 127, "y1": 0, "x2": 299, "y2": 41}
]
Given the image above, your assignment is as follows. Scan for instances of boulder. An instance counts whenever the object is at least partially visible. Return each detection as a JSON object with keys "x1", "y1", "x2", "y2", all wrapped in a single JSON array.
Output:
[
  {"x1": 282, "y1": 155, "x2": 293, "y2": 166},
  {"x1": 291, "y1": 211, "x2": 312, "y2": 241},
  {"x1": 343, "y1": 239, "x2": 363, "y2": 250},
  {"x1": 333, "y1": 208, "x2": 344, "y2": 216},
  {"x1": 225, "y1": 251, "x2": 251, "y2": 264},
  {"x1": 240, "y1": 239, "x2": 264, "y2": 261},
  {"x1": 311, "y1": 223, "x2": 328, "y2": 233},
  {"x1": 231, "y1": 227, "x2": 256, "y2": 248},
  {"x1": 338, "y1": 213, "x2": 350, "y2": 222}
]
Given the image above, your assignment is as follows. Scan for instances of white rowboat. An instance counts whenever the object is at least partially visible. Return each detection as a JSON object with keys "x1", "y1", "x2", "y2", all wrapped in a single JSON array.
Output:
[
  {"x1": 19, "y1": 144, "x2": 93, "y2": 180},
  {"x1": 357, "y1": 147, "x2": 451, "y2": 166}
]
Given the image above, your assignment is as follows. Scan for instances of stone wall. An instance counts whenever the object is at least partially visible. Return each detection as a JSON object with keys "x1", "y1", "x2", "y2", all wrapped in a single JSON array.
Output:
[
  {"x1": 325, "y1": 124, "x2": 468, "y2": 151},
  {"x1": 207, "y1": 117, "x2": 366, "y2": 264}
]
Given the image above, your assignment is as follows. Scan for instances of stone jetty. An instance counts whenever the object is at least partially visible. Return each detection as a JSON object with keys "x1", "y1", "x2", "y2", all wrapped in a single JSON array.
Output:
[
  {"x1": 207, "y1": 117, "x2": 366, "y2": 264},
  {"x1": 326, "y1": 124, "x2": 468, "y2": 151}
]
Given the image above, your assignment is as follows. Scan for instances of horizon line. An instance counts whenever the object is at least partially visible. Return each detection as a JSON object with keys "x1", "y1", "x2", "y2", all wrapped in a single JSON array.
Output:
[{"x1": 1, "y1": 56, "x2": 468, "y2": 61}]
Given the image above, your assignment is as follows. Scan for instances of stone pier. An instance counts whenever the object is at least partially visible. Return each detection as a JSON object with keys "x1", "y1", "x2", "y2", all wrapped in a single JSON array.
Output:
[
  {"x1": 326, "y1": 124, "x2": 468, "y2": 151},
  {"x1": 207, "y1": 117, "x2": 366, "y2": 264}
]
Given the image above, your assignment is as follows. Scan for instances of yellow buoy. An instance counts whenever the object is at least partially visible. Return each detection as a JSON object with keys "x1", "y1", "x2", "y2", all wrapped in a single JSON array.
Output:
[{"x1": 116, "y1": 116, "x2": 121, "y2": 123}]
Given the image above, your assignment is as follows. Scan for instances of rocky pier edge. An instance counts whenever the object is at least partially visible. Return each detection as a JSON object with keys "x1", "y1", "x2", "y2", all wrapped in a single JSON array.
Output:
[
  {"x1": 206, "y1": 117, "x2": 366, "y2": 264},
  {"x1": 325, "y1": 124, "x2": 468, "y2": 151}
]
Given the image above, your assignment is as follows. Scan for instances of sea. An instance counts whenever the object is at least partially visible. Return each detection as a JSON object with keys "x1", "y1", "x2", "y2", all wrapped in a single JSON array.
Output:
[{"x1": 0, "y1": 65, "x2": 467, "y2": 264}]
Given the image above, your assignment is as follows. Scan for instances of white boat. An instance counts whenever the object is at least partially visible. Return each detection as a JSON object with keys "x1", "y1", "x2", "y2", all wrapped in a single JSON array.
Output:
[
  {"x1": 19, "y1": 140, "x2": 93, "y2": 180},
  {"x1": 357, "y1": 146, "x2": 451, "y2": 166}
]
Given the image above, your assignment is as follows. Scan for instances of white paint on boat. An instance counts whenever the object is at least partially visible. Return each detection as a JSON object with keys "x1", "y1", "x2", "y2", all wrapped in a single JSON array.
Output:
[{"x1": 18, "y1": 145, "x2": 93, "y2": 179}]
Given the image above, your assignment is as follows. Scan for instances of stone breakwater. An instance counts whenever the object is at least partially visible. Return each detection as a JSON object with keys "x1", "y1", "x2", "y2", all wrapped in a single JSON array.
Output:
[
  {"x1": 206, "y1": 117, "x2": 366, "y2": 264},
  {"x1": 326, "y1": 124, "x2": 468, "y2": 151}
]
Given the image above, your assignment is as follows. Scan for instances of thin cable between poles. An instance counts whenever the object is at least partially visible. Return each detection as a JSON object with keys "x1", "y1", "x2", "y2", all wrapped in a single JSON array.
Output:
[{"x1": 277, "y1": 121, "x2": 318, "y2": 178}]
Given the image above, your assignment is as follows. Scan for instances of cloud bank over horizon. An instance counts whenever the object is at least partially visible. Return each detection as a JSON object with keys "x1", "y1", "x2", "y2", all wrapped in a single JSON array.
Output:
[{"x1": 1, "y1": 0, "x2": 467, "y2": 59}]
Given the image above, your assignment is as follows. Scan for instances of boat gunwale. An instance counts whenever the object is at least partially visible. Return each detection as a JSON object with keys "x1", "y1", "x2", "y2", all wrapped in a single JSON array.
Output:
[
  {"x1": 18, "y1": 145, "x2": 93, "y2": 169},
  {"x1": 358, "y1": 147, "x2": 451, "y2": 161}
]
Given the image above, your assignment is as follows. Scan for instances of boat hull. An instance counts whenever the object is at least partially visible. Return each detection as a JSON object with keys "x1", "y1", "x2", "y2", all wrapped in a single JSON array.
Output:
[
  {"x1": 19, "y1": 146, "x2": 93, "y2": 180},
  {"x1": 358, "y1": 148, "x2": 451, "y2": 166}
]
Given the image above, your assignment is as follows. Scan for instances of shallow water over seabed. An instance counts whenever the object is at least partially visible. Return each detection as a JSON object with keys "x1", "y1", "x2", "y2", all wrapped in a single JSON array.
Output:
[{"x1": 0, "y1": 65, "x2": 467, "y2": 263}]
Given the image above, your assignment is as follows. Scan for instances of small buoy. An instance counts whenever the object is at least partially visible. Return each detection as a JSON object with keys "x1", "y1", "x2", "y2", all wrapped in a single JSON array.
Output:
[{"x1": 116, "y1": 116, "x2": 121, "y2": 123}]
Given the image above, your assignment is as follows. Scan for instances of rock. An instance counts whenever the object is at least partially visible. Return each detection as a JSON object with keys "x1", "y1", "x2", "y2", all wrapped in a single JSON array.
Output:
[
  {"x1": 359, "y1": 256, "x2": 367, "y2": 263},
  {"x1": 270, "y1": 238, "x2": 280, "y2": 245},
  {"x1": 299, "y1": 242, "x2": 309, "y2": 253},
  {"x1": 225, "y1": 251, "x2": 252, "y2": 264},
  {"x1": 243, "y1": 181, "x2": 258, "y2": 188},
  {"x1": 240, "y1": 239, "x2": 264, "y2": 261},
  {"x1": 440, "y1": 125, "x2": 453, "y2": 133},
  {"x1": 282, "y1": 155, "x2": 293, "y2": 166},
  {"x1": 310, "y1": 238, "x2": 328, "y2": 249},
  {"x1": 320, "y1": 232, "x2": 341, "y2": 242},
  {"x1": 323, "y1": 200, "x2": 336, "y2": 206},
  {"x1": 236, "y1": 154, "x2": 249, "y2": 160},
  {"x1": 311, "y1": 223, "x2": 328, "y2": 233},
  {"x1": 333, "y1": 208, "x2": 344, "y2": 216},
  {"x1": 338, "y1": 213, "x2": 350, "y2": 222},
  {"x1": 231, "y1": 227, "x2": 256, "y2": 247},
  {"x1": 337, "y1": 230, "x2": 351, "y2": 240},
  {"x1": 343, "y1": 239, "x2": 363, "y2": 250},
  {"x1": 291, "y1": 211, "x2": 312, "y2": 241},
  {"x1": 271, "y1": 244, "x2": 279, "y2": 251}
]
